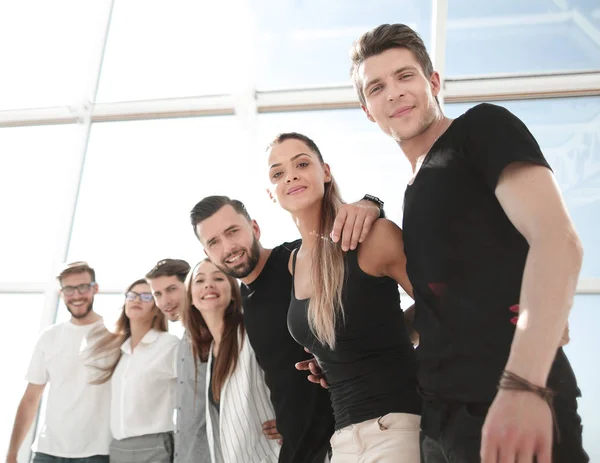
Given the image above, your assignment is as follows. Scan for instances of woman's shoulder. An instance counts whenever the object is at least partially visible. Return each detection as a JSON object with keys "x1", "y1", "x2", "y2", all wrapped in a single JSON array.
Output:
[{"x1": 355, "y1": 218, "x2": 405, "y2": 276}]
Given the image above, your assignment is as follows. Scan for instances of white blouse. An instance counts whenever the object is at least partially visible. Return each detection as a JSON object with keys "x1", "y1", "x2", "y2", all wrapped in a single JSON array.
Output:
[
  {"x1": 206, "y1": 330, "x2": 280, "y2": 463},
  {"x1": 111, "y1": 329, "x2": 179, "y2": 440}
]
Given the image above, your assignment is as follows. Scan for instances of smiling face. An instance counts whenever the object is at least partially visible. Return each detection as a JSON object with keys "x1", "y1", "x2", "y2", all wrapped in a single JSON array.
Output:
[
  {"x1": 267, "y1": 138, "x2": 332, "y2": 214},
  {"x1": 359, "y1": 47, "x2": 441, "y2": 143},
  {"x1": 195, "y1": 205, "x2": 261, "y2": 279},
  {"x1": 148, "y1": 275, "x2": 186, "y2": 321},
  {"x1": 124, "y1": 282, "x2": 158, "y2": 324},
  {"x1": 60, "y1": 271, "x2": 98, "y2": 320},
  {"x1": 190, "y1": 260, "x2": 233, "y2": 317}
]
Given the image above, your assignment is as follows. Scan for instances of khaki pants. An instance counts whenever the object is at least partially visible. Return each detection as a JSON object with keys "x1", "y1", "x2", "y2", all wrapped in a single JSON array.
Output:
[{"x1": 330, "y1": 413, "x2": 421, "y2": 463}]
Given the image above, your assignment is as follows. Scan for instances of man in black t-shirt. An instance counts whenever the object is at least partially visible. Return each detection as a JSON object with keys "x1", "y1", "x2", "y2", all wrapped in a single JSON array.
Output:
[
  {"x1": 189, "y1": 195, "x2": 381, "y2": 463},
  {"x1": 349, "y1": 24, "x2": 588, "y2": 463}
]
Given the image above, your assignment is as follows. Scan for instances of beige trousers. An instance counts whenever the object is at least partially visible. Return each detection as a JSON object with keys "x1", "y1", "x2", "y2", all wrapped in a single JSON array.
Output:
[{"x1": 330, "y1": 413, "x2": 421, "y2": 463}]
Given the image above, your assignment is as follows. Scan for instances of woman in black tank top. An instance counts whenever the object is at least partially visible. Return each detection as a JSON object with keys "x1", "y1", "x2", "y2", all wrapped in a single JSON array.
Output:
[{"x1": 266, "y1": 132, "x2": 421, "y2": 463}]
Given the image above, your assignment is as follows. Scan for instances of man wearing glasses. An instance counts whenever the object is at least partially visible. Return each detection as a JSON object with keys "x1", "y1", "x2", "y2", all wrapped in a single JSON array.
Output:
[{"x1": 6, "y1": 262, "x2": 111, "y2": 463}]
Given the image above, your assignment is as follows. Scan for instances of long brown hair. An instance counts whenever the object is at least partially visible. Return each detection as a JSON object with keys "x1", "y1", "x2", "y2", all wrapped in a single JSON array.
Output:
[
  {"x1": 182, "y1": 259, "x2": 244, "y2": 402},
  {"x1": 86, "y1": 278, "x2": 167, "y2": 384},
  {"x1": 269, "y1": 132, "x2": 346, "y2": 349}
]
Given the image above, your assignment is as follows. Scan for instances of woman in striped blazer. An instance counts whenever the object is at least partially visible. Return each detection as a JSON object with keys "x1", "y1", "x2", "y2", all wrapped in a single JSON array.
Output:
[{"x1": 183, "y1": 258, "x2": 280, "y2": 463}]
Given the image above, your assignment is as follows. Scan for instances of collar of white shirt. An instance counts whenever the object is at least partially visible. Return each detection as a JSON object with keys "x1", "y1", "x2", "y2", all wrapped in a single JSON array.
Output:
[{"x1": 120, "y1": 328, "x2": 160, "y2": 355}]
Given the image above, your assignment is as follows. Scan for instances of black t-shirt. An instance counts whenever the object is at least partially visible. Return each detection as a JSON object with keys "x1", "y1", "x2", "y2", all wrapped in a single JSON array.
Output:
[
  {"x1": 288, "y1": 247, "x2": 421, "y2": 430},
  {"x1": 403, "y1": 103, "x2": 580, "y2": 403},
  {"x1": 241, "y1": 240, "x2": 334, "y2": 463}
]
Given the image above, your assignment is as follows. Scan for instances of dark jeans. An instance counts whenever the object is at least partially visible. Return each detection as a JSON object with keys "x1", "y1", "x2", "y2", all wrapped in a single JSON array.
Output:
[
  {"x1": 420, "y1": 395, "x2": 589, "y2": 463},
  {"x1": 32, "y1": 453, "x2": 109, "y2": 463}
]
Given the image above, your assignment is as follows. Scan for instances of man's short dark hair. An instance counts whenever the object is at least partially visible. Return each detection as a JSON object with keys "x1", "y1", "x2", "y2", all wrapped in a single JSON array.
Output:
[
  {"x1": 190, "y1": 196, "x2": 252, "y2": 239},
  {"x1": 57, "y1": 261, "x2": 96, "y2": 284},
  {"x1": 145, "y1": 259, "x2": 191, "y2": 283}
]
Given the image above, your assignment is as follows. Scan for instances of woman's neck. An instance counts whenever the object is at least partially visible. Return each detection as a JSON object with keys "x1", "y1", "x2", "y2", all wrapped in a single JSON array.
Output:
[
  {"x1": 202, "y1": 311, "x2": 225, "y2": 356},
  {"x1": 129, "y1": 319, "x2": 154, "y2": 351},
  {"x1": 292, "y1": 203, "x2": 323, "y2": 254}
]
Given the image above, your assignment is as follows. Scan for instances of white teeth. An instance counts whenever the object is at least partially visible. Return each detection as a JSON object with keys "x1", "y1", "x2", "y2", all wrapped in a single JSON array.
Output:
[
  {"x1": 203, "y1": 294, "x2": 218, "y2": 299},
  {"x1": 227, "y1": 252, "x2": 243, "y2": 263}
]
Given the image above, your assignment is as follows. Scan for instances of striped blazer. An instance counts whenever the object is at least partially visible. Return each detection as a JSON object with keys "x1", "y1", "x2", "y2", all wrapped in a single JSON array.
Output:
[{"x1": 205, "y1": 329, "x2": 280, "y2": 463}]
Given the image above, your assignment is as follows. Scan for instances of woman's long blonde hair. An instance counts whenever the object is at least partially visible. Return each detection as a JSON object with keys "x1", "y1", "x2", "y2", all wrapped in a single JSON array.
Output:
[
  {"x1": 86, "y1": 278, "x2": 167, "y2": 384},
  {"x1": 270, "y1": 132, "x2": 345, "y2": 349},
  {"x1": 182, "y1": 259, "x2": 244, "y2": 402}
]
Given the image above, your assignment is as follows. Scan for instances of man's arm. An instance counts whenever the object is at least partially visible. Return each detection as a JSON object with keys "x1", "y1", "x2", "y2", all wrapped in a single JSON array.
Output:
[
  {"x1": 330, "y1": 198, "x2": 382, "y2": 251},
  {"x1": 6, "y1": 383, "x2": 46, "y2": 463},
  {"x1": 403, "y1": 305, "x2": 419, "y2": 346},
  {"x1": 481, "y1": 163, "x2": 583, "y2": 463}
]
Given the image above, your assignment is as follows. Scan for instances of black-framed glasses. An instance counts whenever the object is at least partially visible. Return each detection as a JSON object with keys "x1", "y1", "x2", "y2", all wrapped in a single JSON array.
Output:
[
  {"x1": 125, "y1": 291, "x2": 154, "y2": 303},
  {"x1": 61, "y1": 282, "x2": 97, "y2": 296}
]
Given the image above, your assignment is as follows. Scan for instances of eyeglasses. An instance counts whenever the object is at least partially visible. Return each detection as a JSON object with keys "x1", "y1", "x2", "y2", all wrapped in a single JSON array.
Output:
[
  {"x1": 125, "y1": 291, "x2": 154, "y2": 303},
  {"x1": 61, "y1": 282, "x2": 97, "y2": 296}
]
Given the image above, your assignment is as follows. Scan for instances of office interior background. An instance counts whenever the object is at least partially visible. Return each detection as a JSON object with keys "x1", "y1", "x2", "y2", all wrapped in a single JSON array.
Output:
[{"x1": 1, "y1": 0, "x2": 599, "y2": 461}]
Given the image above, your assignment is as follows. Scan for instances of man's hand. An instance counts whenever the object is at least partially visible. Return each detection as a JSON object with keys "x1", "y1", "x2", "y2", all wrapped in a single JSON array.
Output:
[
  {"x1": 481, "y1": 389, "x2": 553, "y2": 463},
  {"x1": 295, "y1": 348, "x2": 329, "y2": 389},
  {"x1": 262, "y1": 419, "x2": 282, "y2": 445},
  {"x1": 331, "y1": 200, "x2": 380, "y2": 251}
]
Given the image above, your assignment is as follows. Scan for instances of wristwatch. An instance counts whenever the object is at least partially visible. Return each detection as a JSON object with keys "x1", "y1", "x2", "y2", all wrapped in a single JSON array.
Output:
[{"x1": 362, "y1": 194, "x2": 385, "y2": 219}]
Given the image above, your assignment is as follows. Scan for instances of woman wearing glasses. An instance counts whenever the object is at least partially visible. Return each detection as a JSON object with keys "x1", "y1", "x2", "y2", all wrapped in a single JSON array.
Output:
[{"x1": 85, "y1": 278, "x2": 179, "y2": 463}]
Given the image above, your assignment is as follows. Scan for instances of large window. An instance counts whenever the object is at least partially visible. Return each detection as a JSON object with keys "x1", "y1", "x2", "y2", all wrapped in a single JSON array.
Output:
[
  {"x1": 96, "y1": 1, "x2": 242, "y2": 102},
  {"x1": 254, "y1": 0, "x2": 431, "y2": 89},
  {"x1": 446, "y1": 0, "x2": 600, "y2": 77},
  {"x1": 0, "y1": 124, "x2": 84, "y2": 283},
  {"x1": 0, "y1": 1, "x2": 111, "y2": 110}
]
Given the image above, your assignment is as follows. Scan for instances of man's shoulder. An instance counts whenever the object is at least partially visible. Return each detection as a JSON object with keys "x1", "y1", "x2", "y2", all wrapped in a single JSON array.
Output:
[
  {"x1": 263, "y1": 239, "x2": 301, "y2": 270},
  {"x1": 274, "y1": 239, "x2": 302, "y2": 255},
  {"x1": 463, "y1": 103, "x2": 516, "y2": 126},
  {"x1": 37, "y1": 321, "x2": 69, "y2": 341}
]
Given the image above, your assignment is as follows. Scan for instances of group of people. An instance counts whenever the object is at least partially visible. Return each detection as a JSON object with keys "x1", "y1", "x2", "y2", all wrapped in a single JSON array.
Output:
[{"x1": 6, "y1": 23, "x2": 589, "y2": 463}]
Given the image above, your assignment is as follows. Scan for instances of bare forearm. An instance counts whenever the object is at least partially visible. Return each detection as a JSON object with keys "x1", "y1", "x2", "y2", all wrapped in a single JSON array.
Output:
[
  {"x1": 403, "y1": 304, "x2": 419, "y2": 346},
  {"x1": 505, "y1": 233, "x2": 583, "y2": 386},
  {"x1": 7, "y1": 398, "x2": 40, "y2": 458}
]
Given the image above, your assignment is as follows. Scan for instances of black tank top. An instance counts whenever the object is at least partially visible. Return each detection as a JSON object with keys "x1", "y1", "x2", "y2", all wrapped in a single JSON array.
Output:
[{"x1": 288, "y1": 248, "x2": 421, "y2": 430}]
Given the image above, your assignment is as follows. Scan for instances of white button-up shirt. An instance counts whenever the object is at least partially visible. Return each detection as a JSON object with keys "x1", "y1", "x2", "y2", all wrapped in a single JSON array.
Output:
[
  {"x1": 206, "y1": 331, "x2": 280, "y2": 463},
  {"x1": 111, "y1": 329, "x2": 179, "y2": 440}
]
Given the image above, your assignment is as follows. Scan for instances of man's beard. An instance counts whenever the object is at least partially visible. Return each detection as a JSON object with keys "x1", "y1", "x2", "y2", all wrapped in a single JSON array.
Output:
[
  {"x1": 67, "y1": 300, "x2": 94, "y2": 319},
  {"x1": 217, "y1": 237, "x2": 261, "y2": 279}
]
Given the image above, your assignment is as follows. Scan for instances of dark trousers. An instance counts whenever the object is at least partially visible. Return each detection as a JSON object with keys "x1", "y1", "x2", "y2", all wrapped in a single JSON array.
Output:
[
  {"x1": 420, "y1": 395, "x2": 589, "y2": 463},
  {"x1": 33, "y1": 454, "x2": 109, "y2": 463}
]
